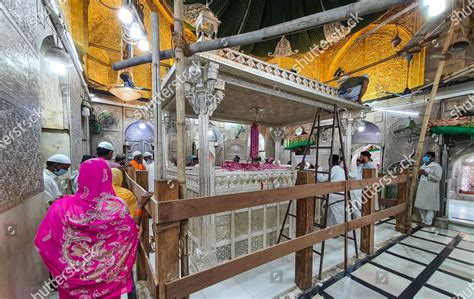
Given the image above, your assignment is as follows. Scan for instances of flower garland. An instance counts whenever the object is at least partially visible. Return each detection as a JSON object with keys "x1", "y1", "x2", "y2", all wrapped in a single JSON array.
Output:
[{"x1": 250, "y1": 122, "x2": 259, "y2": 160}]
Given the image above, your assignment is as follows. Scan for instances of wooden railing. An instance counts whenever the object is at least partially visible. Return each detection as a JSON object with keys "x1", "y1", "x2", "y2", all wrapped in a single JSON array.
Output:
[{"x1": 127, "y1": 168, "x2": 411, "y2": 299}]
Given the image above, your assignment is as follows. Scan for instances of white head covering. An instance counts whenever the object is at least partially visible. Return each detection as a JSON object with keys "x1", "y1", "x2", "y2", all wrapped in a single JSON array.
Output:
[
  {"x1": 362, "y1": 74, "x2": 369, "y2": 78},
  {"x1": 98, "y1": 141, "x2": 114, "y2": 151},
  {"x1": 47, "y1": 154, "x2": 71, "y2": 164},
  {"x1": 144, "y1": 152, "x2": 153, "y2": 157},
  {"x1": 132, "y1": 151, "x2": 142, "y2": 158}
]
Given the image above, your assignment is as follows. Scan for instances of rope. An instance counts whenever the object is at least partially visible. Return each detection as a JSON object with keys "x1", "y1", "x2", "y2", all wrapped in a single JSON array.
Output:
[{"x1": 172, "y1": 32, "x2": 193, "y2": 57}]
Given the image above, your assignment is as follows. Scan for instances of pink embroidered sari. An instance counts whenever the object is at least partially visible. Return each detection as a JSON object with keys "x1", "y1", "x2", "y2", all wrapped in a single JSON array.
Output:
[{"x1": 35, "y1": 158, "x2": 138, "y2": 299}]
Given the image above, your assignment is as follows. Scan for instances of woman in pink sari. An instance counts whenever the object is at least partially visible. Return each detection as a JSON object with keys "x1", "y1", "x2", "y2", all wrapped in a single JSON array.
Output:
[{"x1": 35, "y1": 158, "x2": 152, "y2": 299}]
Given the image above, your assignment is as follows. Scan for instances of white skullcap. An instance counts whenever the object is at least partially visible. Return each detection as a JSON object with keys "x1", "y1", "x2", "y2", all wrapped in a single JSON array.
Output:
[
  {"x1": 47, "y1": 154, "x2": 71, "y2": 164},
  {"x1": 362, "y1": 74, "x2": 369, "y2": 78},
  {"x1": 144, "y1": 151, "x2": 153, "y2": 157},
  {"x1": 98, "y1": 141, "x2": 114, "y2": 151},
  {"x1": 132, "y1": 151, "x2": 142, "y2": 157}
]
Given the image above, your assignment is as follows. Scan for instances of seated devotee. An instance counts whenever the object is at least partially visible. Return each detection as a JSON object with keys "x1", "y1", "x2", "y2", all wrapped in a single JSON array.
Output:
[
  {"x1": 97, "y1": 141, "x2": 120, "y2": 168},
  {"x1": 115, "y1": 154, "x2": 128, "y2": 167},
  {"x1": 415, "y1": 151, "x2": 443, "y2": 227},
  {"x1": 130, "y1": 151, "x2": 146, "y2": 170},
  {"x1": 35, "y1": 158, "x2": 153, "y2": 299},
  {"x1": 43, "y1": 154, "x2": 71, "y2": 206},
  {"x1": 336, "y1": 68, "x2": 369, "y2": 103},
  {"x1": 143, "y1": 152, "x2": 153, "y2": 166},
  {"x1": 71, "y1": 155, "x2": 95, "y2": 194},
  {"x1": 316, "y1": 155, "x2": 347, "y2": 227},
  {"x1": 112, "y1": 168, "x2": 137, "y2": 215}
]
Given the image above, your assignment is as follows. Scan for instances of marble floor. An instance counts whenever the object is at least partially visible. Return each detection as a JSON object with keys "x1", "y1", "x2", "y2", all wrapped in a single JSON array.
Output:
[
  {"x1": 449, "y1": 199, "x2": 474, "y2": 224},
  {"x1": 313, "y1": 222, "x2": 474, "y2": 299}
]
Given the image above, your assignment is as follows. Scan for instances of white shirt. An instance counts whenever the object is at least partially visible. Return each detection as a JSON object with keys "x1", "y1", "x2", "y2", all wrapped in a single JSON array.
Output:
[
  {"x1": 147, "y1": 163, "x2": 155, "y2": 192},
  {"x1": 43, "y1": 169, "x2": 62, "y2": 204},
  {"x1": 317, "y1": 165, "x2": 346, "y2": 182}
]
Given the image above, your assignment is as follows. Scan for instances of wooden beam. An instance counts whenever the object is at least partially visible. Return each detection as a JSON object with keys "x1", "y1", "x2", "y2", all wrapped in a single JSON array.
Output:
[
  {"x1": 407, "y1": 19, "x2": 457, "y2": 230},
  {"x1": 165, "y1": 204, "x2": 407, "y2": 298},
  {"x1": 157, "y1": 176, "x2": 408, "y2": 223},
  {"x1": 155, "y1": 180, "x2": 180, "y2": 299},
  {"x1": 360, "y1": 169, "x2": 377, "y2": 255},
  {"x1": 396, "y1": 169, "x2": 410, "y2": 234},
  {"x1": 295, "y1": 172, "x2": 315, "y2": 291}
]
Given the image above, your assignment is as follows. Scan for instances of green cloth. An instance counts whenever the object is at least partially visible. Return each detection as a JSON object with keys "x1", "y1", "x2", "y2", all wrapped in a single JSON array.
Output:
[{"x1": 430, "y1": 126, "x2": 474, "y2": 136}]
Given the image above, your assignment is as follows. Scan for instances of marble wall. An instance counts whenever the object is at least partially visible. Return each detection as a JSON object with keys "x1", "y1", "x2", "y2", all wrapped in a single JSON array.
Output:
[{"x1": 0, "y1": 0, "x2": 88, "y2": 297}]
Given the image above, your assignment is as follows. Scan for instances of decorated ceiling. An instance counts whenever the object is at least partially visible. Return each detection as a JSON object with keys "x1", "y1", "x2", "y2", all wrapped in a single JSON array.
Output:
[
  {"x1": 167, "y1": 0, "x2": 384, "y2": 57},
  {"x1": 60, "y1": 0, "x2": 425, "y2": 102}
]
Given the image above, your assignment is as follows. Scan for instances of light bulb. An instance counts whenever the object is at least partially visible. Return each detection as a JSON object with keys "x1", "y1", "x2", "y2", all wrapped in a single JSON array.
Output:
[
  {"x1": 130, "y1": 22, "x2": 143, "y2": 40},
  {"x1": 118, "y1": 7, "x2": 133, "y2": 24},
  {"x1": 139, "y1": 123, "x2": 146, "y2": 130},
  {"x1": 358, "y1": 126, "x2": 365, "y2": 132},
  {"x1": 50, "y1": 61, "x2": 66, "y2": 75},
  {"x1": 138, "y1": 39, "x2": 149, "y2": 51}
]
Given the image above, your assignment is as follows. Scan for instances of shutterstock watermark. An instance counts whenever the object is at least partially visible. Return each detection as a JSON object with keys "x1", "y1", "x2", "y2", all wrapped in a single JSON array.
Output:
[
  {"x1": 30, "y1": 246, "x2": 98, "y2": 298},
  {"x1": 0, "y1": 109, "x2": 41, "y2": 150},
  {"x1": 292, "y1": 13, "x2": 363, "y2": 73},
  {"x1": 450, "y1": 95, "x2": 474, "y2": 119},
  {"x1": 455, "y1": 282, "x2": 474, "y2": 299}
]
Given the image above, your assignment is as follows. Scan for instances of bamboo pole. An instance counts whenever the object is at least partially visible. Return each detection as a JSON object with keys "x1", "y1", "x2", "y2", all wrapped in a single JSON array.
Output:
[
  {"x1": 112, "y1": 0, "x2": 414, "y2": 70},
  {"x1": 151, "y1": 13, "x2": 165, "y2": 180},
  {"x1": 407, "y1": 20, "x2": 456, "y2": 230},
  {"x1": 173, "y1": 0, "x2": 190, "y2": 284}
]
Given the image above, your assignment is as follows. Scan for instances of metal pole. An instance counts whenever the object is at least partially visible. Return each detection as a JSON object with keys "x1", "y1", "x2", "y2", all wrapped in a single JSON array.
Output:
[
  {"x1": 152, "y1": 12, "x2": 164, "y2": 180},
  {"x1": 112, "y1": 0, "x2": 414, "y2": 70}
]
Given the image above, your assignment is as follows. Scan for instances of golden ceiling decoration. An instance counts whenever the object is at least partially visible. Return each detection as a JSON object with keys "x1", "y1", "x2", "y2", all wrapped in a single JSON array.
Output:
[{"x1": 268, "y1": 36, "x2": 298, "y2": 58}]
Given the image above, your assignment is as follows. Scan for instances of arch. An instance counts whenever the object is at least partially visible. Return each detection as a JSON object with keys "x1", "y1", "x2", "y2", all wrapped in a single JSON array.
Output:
[
  {"x1": 352, "y1": 121, "x2": 382, "y2": 144},
  {"x1": 124, "y1": 120, "x2": 155, "y2": 155}
]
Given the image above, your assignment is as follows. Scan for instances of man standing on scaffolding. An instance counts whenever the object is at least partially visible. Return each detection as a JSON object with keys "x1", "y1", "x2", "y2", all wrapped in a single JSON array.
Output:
[{"x1": 334, "y1": 68, "x2": 370, "y2": 103}]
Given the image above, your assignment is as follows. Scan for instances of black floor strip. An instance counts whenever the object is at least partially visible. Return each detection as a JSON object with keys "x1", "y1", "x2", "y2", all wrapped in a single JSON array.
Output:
[
  {"x1": 437, "y1": 268, "x2": 474, "y2": 283},
  {"x1": 397, "y1": 241, "x2": 440, "y2": 256},
  {"x1": 398, "y1": 233, "x2": 463, "y2": 298},
  {"x1": 424, "y1": 283, "x2": 456, "y2": 297},
  {"x1": 375, "y1": 217, "x2": 395, "y2": 226},
  {"x1": 319, "y1": 291, "x2": 334, "y2": 299},
  {"x1": 410, "y1": 234, "x2": 451, "y2": 246},
  {"x1": 446, "y1": 256, "x2": 474, "y2": 266},
  {"x1": 348, "y1": 274, "x2": 397, "y2": 299},
  {"x1": 420, "y1": 229, "x2": 456, "y2": 239},
  {"x1": 384, "y1": 251, "x2": 429, "y2": 267}
]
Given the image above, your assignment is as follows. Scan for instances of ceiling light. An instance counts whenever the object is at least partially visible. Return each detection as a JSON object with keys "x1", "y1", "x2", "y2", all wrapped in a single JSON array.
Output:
[
  {"x1": 358, "y1": 125, "x2": 365, "y2": 132},
  {"x1": 130, "y1": 22, "x2": 143, "y2": 40},
  {"x1": 118, "y1": 7, "x2": 133, "y2": 25},
  {"x1": 138, "y1": 39, "x2": 149, "y2": 51},
  {"x1": 50, "y1": 61, "x2": 66, "y2": 75},
  {"x1": 139, "y1": 123, "x2": 146, "y2": 130},
  {"x1": 423, "y1": 0, "x2": 446, "y2": 17},
  {"x1": 374, "y1": 108, "x2": 421, "y2": 116}
]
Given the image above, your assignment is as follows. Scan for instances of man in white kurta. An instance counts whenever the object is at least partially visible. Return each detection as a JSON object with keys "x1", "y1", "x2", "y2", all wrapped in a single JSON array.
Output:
[
  {"x1": 43, "y1": 154, "x2": 71, "y2": 205},
  {"x1": 348, "y1": 159, "x2": 362, "y2": 219},
  {"x1": 317, "y1": 155, "x2": 347, "y2": 227},
  {"x1": 415, "y1": 151, "x2": 443, "y2": 226}
]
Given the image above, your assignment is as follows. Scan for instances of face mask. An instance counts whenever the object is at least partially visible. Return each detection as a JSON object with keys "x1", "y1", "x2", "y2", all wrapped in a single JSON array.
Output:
[
  {"x1": 54, "y1": 168, "x2": 68, "y2": 176},
  {"x1": 422, "y1": 156, "x2": 431, "y2": 164}
]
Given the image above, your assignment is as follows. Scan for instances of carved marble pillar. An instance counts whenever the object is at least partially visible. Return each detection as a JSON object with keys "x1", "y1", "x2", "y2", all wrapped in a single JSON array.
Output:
[
  {"x1": 163, "y1": 111, "x2": 176, "y2": 170},
  {"x1": 270, "y1": 127, "x2": 285, "y2": 162},
  {"x1": 341, "y1": 110, "x2": 366, "y2": 166},
  {"x1": 185, "y1": 59, "x2": 225, "y2": 197}
]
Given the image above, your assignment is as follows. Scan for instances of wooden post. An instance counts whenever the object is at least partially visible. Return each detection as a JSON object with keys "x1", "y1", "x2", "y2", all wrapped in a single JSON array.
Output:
[
  {"x1": 135, "y1": 170, "x2": 149, "y2": 281},
  {"x1": 295, "y1": 171, "x2": 315, "y2": 290},
  {"x1": 127, "y1": 167, "x2": 137, "y2": 181},
  {"x1": 407, "y1": 20, "x2": 456, "y2": 229},
  {"x1": 360, "y1": 169, "x2": 376, "y2": 255},
  {"x1": 155, "y1": 180, "x2": 180, "y2": 299},
  {"x1": 396, "y1": 169, "x2": 410, "y2": 234}
]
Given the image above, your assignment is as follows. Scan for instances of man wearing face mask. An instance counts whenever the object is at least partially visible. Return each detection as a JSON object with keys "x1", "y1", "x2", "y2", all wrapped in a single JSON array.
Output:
[
  {"x1": 43, "y1": 154, "x2": 71, "y2": 206},
  {"x1": 414, "y1": 151, "x2": 443, "y2": 226}
]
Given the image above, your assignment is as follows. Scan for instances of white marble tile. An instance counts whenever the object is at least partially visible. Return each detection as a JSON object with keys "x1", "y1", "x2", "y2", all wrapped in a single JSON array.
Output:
[
  {"x1": 414, "y1": 287, "x2": 450, "y2": 299},
  {"x1": 413, "y1": 230, "x2": 453, "y2": 244},
  {"x1": 439, "y1": 258, "x2": 474, "y2": 281},
  {"x1": 387, "y1": 244, "x2": 437, "y2": 265},
  {"x1": 449, "y1": 224, "x2": 474, "y2": 236},
  {"x1": 372, "y1": 253, "x2": 425, "y2": 278},
  {"x1": 427, "y1": 271, "x2": 473, "y2": 296},
  {"x1": 422, "y1": 227, "x2": 459, "y2": 238},
  {"x1": 198, "y1": 277, "x2": 254, "y2": 299},
  {"x1": 351, "y1": 263, "x2": 412, "y2": 296},
  {"x1": 449, "y1": 248, "x2": 474, "y2": 262},
  {"x1": 457, "y1": 240, "x2": 474, "y2": 251},
  {"x1": 324, "y1": 276, "x2": 385, "y2": 299},
  {"x1": 400, "y1": 236, "x2": 446, "y2": 253}
]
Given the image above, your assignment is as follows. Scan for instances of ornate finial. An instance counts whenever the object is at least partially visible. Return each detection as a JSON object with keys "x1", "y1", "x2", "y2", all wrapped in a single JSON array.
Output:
[
  {"x1": 195, "y1": 6, "x2": 221, "y2": 41},
  {"x1": 268, "y1": 36, "x2": 298, "y2": 57}
]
